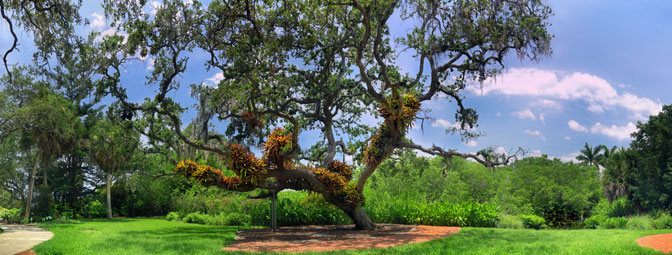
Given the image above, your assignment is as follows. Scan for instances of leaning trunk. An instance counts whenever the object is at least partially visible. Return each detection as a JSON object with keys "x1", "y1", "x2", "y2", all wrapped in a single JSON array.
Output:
[
  {"x1": 346, "y1": 207, "x2": 375, "y2": 230},
  {"x1": 24, "y1": 153, "x2": 41, "y2": 221},
  {"x1": 106, "y1": 172, "x2": 112, "y2": 219}
]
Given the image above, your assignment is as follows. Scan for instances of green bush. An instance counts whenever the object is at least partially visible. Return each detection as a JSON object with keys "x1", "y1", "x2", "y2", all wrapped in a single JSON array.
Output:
[
  {"x1": 1, "y1": 208, "x2": 22, "y2": 224},
  {"x1": 166, "y1": 212, "x2": 180, "y2": 221},
  {"x1": 520, "y1": 214, "x2": 546, "y2": 229},
  {"x1": 497, "y1": 215, "x2": 523, "y2": 229},
  {"x1": 584, "y1": 214, "x2": 607, "y2": 229},
  {"x1": 601, "y1": 217, "x2": 628, "y2": 229},
  {"x1": 224, "y1": 212, "x2": 251, "y2": 226},
  {"x1": 607, "y1": 198, "x2": 636, "y2": 217},
  {"x1": 626, "y1": 215, "x2": 653, "y2": 230},
  {"x1": 183, "y1": 212, "x2": 208, "y2": 224},
  {"x1": 83, "y1": 200, "x2": 106, "y2": 218},
  {"x1": 653, "y1": 213, "x2": 672, "y2": 229}
]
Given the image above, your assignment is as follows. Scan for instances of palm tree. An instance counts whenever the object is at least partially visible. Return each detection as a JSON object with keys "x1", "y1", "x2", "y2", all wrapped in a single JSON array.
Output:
[
  {"x1": 576, "y1": 142, "x2": 604, "y2": 166},
  {"x1": 20, "y1": 93, "x2": 76, "y2": 221},
  {"x1": 89, "y1": 117, "x2": 138, "y2": 219},
  {"x1": 598, "y1": 145, "x2": 617, "y2": 168}
]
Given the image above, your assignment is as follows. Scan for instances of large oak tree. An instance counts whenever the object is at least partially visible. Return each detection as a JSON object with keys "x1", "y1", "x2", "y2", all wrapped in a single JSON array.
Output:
[{"x1": 2, "y1": 0, "x2": 552, "y2": 230}]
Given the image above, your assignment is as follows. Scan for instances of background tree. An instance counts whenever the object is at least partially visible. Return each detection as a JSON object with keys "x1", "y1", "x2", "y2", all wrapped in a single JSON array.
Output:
[
  {"x1": 627, "y1": 105, "x2": 672, "y2": 212},
  {"x1": 16, "y1": 87, "x2": 77, "y2": 221},
  {"x1": 89, "y1": 113, "x2": 139, "y2": 219},
  {"x1": 96, "y1": 0, "x2": 551, "y2": 230},
  {"x1": 576, "y1": 142, "x2": 604, "y2": 167}
]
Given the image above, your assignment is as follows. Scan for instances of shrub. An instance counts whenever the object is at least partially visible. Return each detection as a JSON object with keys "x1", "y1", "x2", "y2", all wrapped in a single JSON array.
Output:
[
  {"x1": 584, "y1": 214, "x2": 607, "y2": 229},
  {"x1": 607, "y1": 198, "x2": 636, "y2": 217},
  {"x1": 166, "y1": 212, "x2": 180, "y2": 221},
  {"x1": 1, "y1": 208, "x2": 22, "y2": 224},
  {"x1": 497, "y1": 215, "x2": 523, "y2": 229},
  {"x1": 601, "y1": 217, "x2": 628, "y2": 229},
  {"x1": 653, "y1": 213, "x2": 672, "y2": 229},
  {"x1": 626, "y1": 215, "x2": 653, "y2": 230},
  {"x1": 183, "y1": 212, "x2": 208, "y2": 224},
  {"x1": 224, "y1": 212, "x2": 251, "y2": 226},
  {"x1": 520, "y1": 214, "x2": 546, "y2": 229},
  {"x1": 83, "y1": 200, "x2": 106, "y2": 218}
]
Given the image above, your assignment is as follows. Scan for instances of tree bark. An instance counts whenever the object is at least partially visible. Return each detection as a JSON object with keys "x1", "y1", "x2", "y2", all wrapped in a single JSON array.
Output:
[
  {"x1": 271, "y1": 190, "x2": 277, "y2": 231},
  {"x1": 347, "y1": 207, "x2": 375, "y2": 230},
  {"x1": 24, "y1": 153, "x2": 41, "y2": 222},
  {"x1": 106, "y1": 172, "x2": 113, "y2": 220}
]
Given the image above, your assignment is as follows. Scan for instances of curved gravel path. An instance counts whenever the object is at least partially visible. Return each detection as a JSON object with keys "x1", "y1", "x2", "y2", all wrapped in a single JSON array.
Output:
[
  {"x1": 222, "y1": 225, "x2": 461, "y2": 253},
  {"x1": 637, "y1": 233, "x2": 672, "y2": 254},
  {"x1": 0, "y1": 223, "x2": 53, "y2": 255}
]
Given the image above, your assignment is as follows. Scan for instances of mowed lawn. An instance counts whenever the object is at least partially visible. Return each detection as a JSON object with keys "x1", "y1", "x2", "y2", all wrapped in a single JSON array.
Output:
[{"x1": 32, "y1": 218, "x2": 672, "y2": 255}]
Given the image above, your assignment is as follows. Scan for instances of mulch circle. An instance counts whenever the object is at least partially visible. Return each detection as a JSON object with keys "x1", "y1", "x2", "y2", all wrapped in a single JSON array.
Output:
[
  {"x1": 637, "y1": 234, "x2": 672, "y2": 253},
  {"x1": 222, "y1": 224, "x2": 461, "y2": 253},
  {"x1": 14, "y1": 250, "x2": 36, "y2": 255}
]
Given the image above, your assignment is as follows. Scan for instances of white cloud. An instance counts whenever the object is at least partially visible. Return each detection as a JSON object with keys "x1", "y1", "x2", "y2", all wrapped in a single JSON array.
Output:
[
  {"x1": 468, "y1": 68, "x2": 663, "y2": 119},
  {"x1": 539, "y1": 113, "x2": 546, "y2": 124},
  {"x1": 432, "y1": 119, "x2": 452, "y2": 128},
  {"x1": 568, "y1": 120, "x2": 588, "y2": 133},
  {"x1": 528, "y1": 149, "x2": 542, "y2": 157},
  {"x1": 496, "y1": 112, "x2": 501, "y2": 117},
  {"x1": 465, "y1": 140, "x2": 478, "y2": 147},
  {"x1": 146, "y1": 57, "x2": 155, "y2": 71},
  {"x1": 588, "y1": 104, "x2": 604, "y2": 114},
  {"x1": 531, "y1": 99, "x2": 562, "y2": 110},
  {"x1": 90, "y1": 13, "x2": 105, "y2": 30},
  {"x1": 590, "y1": 122, "x2": 637, "y2": 141},
  {"x1": 557, "y1": 151, "x2": 580, "y2": 163},
  {"x1": 206, "y1": 72, "x2": 224, "y2": 86},
  {"x1": 512, "y1": 109, "x2": 536, "y2": 120},
  {"x1": 524, "y1": 130, "x2": 547, "y2": 141},
  {"x1": 495, "y1": 146, "x2": 507, "y2": 154},
  {"x1": 564, "y1": 136, "x2": 571, "y2": 140},
  {"x1": 149, "y1": 1, "x2": 162, "y2": 15}
]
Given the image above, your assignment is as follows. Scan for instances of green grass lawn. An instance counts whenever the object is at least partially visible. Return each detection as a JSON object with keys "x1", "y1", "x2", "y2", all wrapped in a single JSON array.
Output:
[{"x1": 33, "y1": 218, "x2": 672, "y2": 255}]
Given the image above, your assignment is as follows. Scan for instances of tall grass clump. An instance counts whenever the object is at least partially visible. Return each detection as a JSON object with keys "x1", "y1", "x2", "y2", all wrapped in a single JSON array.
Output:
[
  {"x1": 626, "y1": 215, "x2": 653, "y2": 230},
  {"x1": 496, "y1": 214, "x2": 523, "y2": 229},
  {"x1": 653, "y1": 213, "x2": 672, "y2": 229}
]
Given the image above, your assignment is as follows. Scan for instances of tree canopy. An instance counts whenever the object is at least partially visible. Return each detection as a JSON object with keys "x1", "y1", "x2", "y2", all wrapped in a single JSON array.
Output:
[{"x1": 0, "y1": 0, "x2": 552, "y2": 229}]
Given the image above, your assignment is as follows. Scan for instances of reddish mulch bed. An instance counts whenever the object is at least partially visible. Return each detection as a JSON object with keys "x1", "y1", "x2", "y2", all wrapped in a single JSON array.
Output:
[
  {"x1": 14, "y1": 250, "x2": 36, "y2": 255},
  {"x1": 222, "y1": 224, "x2": 461, "y2": 253},
  {"x1": 637, "y1": 234, "x2": 672, "y2": 253}
]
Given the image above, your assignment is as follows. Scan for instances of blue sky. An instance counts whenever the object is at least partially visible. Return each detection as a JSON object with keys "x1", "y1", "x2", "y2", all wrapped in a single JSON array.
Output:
[{"x1": 1, "y1": 1, "x2": 670, "y2": 162}]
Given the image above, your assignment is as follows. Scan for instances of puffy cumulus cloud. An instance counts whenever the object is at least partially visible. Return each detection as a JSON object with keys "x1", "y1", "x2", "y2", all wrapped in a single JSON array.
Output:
[
  {"x1": 531, "y1": 99, "x2": 562, "y2": 110},
  {"x1": 524, "y1": 130, "x2": 546, "y2": 141},
  {"x1": 590, "y1": 122, "x2": 637, "y2": 141},
  {"x1": 468, "y1": 68, "x2": 662, "y2": 119},
  {"x1": 430, "y1": 118, "x2": 476, "y2": 131},
  {"x1": 512, "y1": 109, "x2": 536, "y2": 120},
  {"x1": 90, "y1": 13, "x2": 105, "y2": 30},
  {"x1": 568, "y1": 120, "x2": 587, "y2": 133},
  {"x1": 557, "y1": 151, "x2": 580, "y2": 163},
  {"x1": 432, "y1": 119, "x2": 452, "y2": 128},
  {"x1": 495, "y1": 146, "x2": 507, "y2": 154},
  {"x1": 465, "y1": 140, "x2": 478, "y2": 147},
  {"x1": 205, "y1": 72, "x2": 224, "y2": 86}
]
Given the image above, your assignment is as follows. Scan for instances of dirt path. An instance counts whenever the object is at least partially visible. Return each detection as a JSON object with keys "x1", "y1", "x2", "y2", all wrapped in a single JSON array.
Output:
[
  {"x1": 637, "y1": 233, "x2": 672, "y2": 254},
  {"x1": 0, "y1": 223, "x2": 53, "y2": 255},
  {"x1": 222, "y1": 224, "x2": 461, "y2": 253}
]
